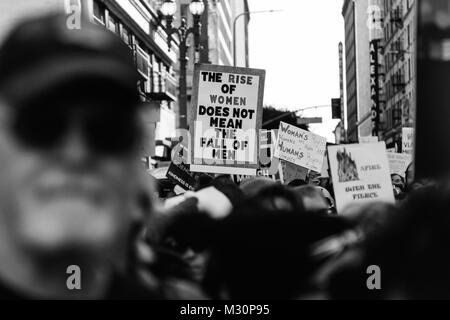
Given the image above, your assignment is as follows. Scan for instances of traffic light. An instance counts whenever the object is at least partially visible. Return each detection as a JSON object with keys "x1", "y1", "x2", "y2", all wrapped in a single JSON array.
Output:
[{"x1": 331, "y1": 98, "x2": 341, "y2": 119}]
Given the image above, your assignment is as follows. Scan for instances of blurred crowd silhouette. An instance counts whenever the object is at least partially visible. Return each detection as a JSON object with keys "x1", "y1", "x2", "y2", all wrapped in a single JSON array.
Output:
[{"x1": 0, "y1": 13, "x2": 447, "y2": 300}]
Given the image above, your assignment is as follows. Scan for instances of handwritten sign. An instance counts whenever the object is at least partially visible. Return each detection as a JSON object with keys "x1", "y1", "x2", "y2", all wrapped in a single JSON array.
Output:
[
  {"x1": 274, "y1": 121, "x2": 327, "y2": 172},
  {"x1": 402, "y1": 127, "x2": 414, "y2": 154},
  {"x1": 387, "y1": 153, "x2": 412, "y2": 177},
  {"x1": 328, "y1": 142, "x2": 395, "y2": 213},
  {"x1": 190, "y1": 64, "x2": 265, "y2": 175}
]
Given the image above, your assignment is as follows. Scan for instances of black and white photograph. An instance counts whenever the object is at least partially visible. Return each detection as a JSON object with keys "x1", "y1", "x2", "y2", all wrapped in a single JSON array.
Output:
[{"x1": 0, "y1": 0, "x2": 446, "y2": 310}]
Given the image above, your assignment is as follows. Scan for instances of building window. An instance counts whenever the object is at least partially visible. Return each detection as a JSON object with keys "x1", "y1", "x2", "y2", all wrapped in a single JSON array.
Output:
[
  {"x1": 407, "y1": 24, "x2": 411, "y2": 46},
  {"x1": 107, "y1": 13, "x2": 119, "y2": 34},
  {"x1": 120, "y1": 26, "x2": 132, "y2": 47},
  {"x1": 152, "y1": 58, "x2": 162, "y2": 93},
  {"x1": 93, "y1": 0, "x2": 106, "y2": 25},
  {"x1": 408, "y1": 58, "x2": 411, "y2": 80},
  {"x1": 135, "y1": 44, "x2": 151, "y2": 93}
]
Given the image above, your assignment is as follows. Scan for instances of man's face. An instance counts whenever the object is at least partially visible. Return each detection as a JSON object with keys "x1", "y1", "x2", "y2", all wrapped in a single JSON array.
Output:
[{"x1": 0, "y1": 93, "x2": 140, "y2": 259}]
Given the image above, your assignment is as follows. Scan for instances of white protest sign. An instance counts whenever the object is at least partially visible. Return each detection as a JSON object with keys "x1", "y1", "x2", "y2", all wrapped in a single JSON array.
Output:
[
  {"x1": 387, "y1": 153, "x2": 412, "y2": 177},
  {"x1": 402, "y1": 127, "x2": 414, "y2": 154},
  {"x1": 190, "y1": 64, "x2": 265, "y2": 175},
  {"x1": 281, "y1": 160, "x2": 308, "y2": 184},
  {"x1": 328, "y1": 142, "x2": 395, "y2": 213},
  {"x1": 360, "y1": 136, "x2": 379, "y2": 143},
  {"x1": 274, "y1": 121, "x2": 327, "y2": 172}
]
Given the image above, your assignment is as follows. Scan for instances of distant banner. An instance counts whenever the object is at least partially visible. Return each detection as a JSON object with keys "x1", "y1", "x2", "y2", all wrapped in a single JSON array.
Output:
[
  {"x1": 328, "y1": 142, "x2": 395, "y2": 213},
  {"x1": 402, "y1": 127, "x2": 414, "y2": 154},
  {"x1": 274, "y1": 121, "x2": 327, "y2": 172},
  {"x1": 387, "y1": 153, "x2": 412, "y2": 177},
  {"x1": 190, "y1": 64, "x2": 265, "y2": 175}
]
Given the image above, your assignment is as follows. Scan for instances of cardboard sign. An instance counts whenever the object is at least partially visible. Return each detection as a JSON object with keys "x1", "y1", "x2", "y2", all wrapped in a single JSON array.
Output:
[
  {"x1": 274, "y1": 122, "x2": 327, "y2": 172},
  {"x1": 360, "y1": 136, "x2": 379, "y2": 143},
  {"x1": 166, "y1": 162, "x2": 197, "y2": 191},
  {"x1": 320, "y1": 151, "x2": 330, "y2": 178},
  {"x1": 402, "y1": 127, "x2": 414, "y2": 154},
  {"x1": 328, "y1": 142, "x2": 395, "y2": 213},
  {"x1": 280, "y1": 160, "x2": 308, "y2": 184},
  {"x1": 387, "y1": 153, "x2": 412, "y2": 177},
  {"x1": 189, "y1": 64, "x2": 265, "y2": 175},
  {"x1": 259, "y1": 129, "x2": 280, "y2": 175}
]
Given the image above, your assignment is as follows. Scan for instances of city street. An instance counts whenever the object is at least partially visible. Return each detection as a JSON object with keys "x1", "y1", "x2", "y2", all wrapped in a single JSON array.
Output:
[{"x1": 0, "y1": 0, "x2": 448, "y2": 307}]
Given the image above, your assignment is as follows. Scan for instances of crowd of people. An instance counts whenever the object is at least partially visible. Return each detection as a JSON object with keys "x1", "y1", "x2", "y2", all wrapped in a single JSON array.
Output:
[
  {"x1": 139, "y1": 161, "x2": 443, "y2": 300},
  {"x1": 0, "y1": 13, "x2": 447, "y2": 300}
]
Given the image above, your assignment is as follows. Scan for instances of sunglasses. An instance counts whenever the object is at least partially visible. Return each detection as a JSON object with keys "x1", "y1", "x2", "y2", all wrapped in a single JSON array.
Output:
[{"x1": 10, "y1": 97, "x2": 141, "y2": 156}]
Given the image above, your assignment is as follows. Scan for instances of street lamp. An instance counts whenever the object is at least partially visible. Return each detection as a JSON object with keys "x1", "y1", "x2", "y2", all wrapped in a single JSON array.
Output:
[
  {"x1": 161, "y1": 0, "x2": 205, "y2": 129},
  {"x1": 233, "y1": 9, "x2": 282, "y2": 67}
]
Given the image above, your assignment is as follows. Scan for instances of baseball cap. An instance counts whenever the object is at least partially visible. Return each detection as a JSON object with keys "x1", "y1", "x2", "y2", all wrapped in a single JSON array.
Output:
[{"x1": 0, "y1": 13, "x2": 140, "y2": 107}]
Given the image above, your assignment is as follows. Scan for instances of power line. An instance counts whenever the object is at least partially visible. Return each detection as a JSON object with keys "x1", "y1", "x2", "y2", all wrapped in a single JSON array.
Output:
[{"x1": 262, "y1": 104, "x2": 330, "y2": 127}]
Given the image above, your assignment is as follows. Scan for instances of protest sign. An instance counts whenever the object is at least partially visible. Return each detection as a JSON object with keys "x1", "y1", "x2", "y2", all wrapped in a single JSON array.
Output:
[
  {"x1": 274, "y1": 121, "x2": 327, "y2": 173},
  {"x1": 166, "y1": 161, "x2": 197, "y2": 191},
  {"x1": 320, "y1": 150, "x2": 330, "y2": 178},
  {"x1": 280, "y1": 160, "x2": 308, "y2": 184},
  {"x1": 232, "y1": 129, "x2": 280, "y2": 184},
  {"x1": 360, "y1": 136, "x2": 379, "y2": 143},
  {"x1": 387, "y1": 153, "x2": 412, "y2": 177},
  {"x1": 189, "y1": 64, "x2": 265, "y2": 175},
  {"x1": 259, "y1": 129, "x2": 280, "y2": 175},
  {"x1": 328, "y1": 142, "x2": 395, "y2": 213},
  {"x1": 402, "y1": 127, "x2": 414, "y2": 154}
]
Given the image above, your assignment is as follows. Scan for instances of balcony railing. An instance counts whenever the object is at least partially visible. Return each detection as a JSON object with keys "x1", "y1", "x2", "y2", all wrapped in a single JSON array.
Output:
[
  {"x1": 147, "y1": 72, "x2": 177, "y2": 101},
  {"x1": 134, "y1": 44, "x2": 178, "y2": 102}
]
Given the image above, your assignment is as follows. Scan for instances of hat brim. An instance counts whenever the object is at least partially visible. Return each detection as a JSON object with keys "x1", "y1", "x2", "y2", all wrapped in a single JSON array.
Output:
[{"x1": 1, "y1": 55, "x2": 140, "y2": 107}]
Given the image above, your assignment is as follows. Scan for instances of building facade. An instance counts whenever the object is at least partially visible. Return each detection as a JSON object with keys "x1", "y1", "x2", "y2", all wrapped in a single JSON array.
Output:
[
  {"x1": 0, "y1": 0, "x2": 179, "y2": 168},
  {"x1": 180, "y1": 0, "x2": 250, "y2": 127},
  {"x1": 342, "y1": 0, "x2": 358, "y2": 143},
  {"x1": 380, "y1": 0, "x2": 416, "y2": 150},
  {"x1": 92, "y1": 0, "x2": 179, "y2": 167},
  {"x1": 343, "y1": 0, "x2": 378, "y2": 143}
]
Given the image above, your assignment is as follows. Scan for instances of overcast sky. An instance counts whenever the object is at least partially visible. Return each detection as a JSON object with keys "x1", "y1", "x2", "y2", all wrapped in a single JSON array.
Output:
[{"x1": 247, "y1": 0, "x2": 344, "y2": 142}]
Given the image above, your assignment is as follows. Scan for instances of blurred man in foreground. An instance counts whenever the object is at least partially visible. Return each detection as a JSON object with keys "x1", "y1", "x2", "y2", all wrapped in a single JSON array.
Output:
[{"x1": 0, "y1": 14, "x2": 153, "y2": 299}]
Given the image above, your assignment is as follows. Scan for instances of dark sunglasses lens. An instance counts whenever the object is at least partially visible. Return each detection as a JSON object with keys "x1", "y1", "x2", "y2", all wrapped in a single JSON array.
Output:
[
  {"x1": 12, "y1": 106, "x2": 66, "y2": 149},
  {"x1": 85, "y1": 111, "x2": 139, "y2": 156}
]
